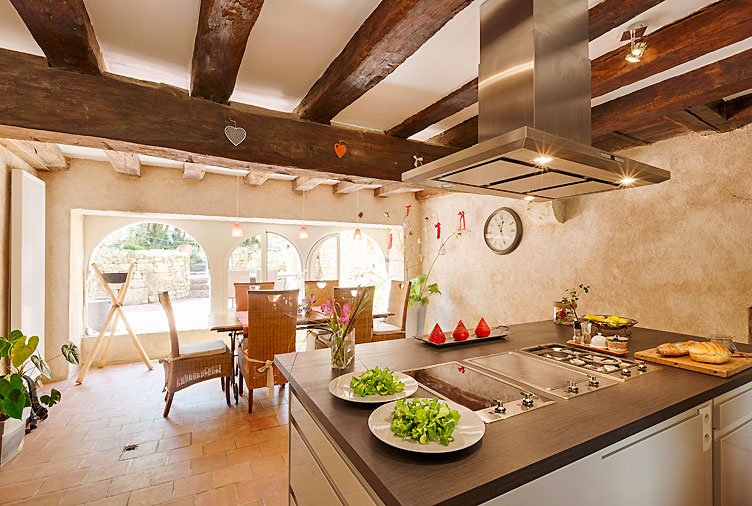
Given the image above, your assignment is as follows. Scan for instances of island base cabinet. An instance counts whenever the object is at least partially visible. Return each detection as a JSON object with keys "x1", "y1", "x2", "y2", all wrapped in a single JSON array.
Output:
[
  {"x1": 713, "y1": 382, "x2": 752, "y2": 506},
  {"x1": 488, "y1": 401, "x2": 713, "y2": 506}
]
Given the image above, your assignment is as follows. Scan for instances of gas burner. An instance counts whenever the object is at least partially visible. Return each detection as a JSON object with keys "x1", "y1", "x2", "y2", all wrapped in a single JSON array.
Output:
[{"x1": 518, "y1": 343, "x2": 658, "y2": 380}]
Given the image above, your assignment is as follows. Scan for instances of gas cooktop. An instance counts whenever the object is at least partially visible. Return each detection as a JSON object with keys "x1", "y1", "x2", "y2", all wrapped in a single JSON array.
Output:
[{"x1": 518, "y1": 343, "x2": 658, "y2": 380}]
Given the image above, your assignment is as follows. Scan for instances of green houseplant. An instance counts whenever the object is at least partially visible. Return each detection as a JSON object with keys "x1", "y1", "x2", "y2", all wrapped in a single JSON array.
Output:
[
  {"x1": 0, "y1": 330, "x2": 79, "y2": 466},
  {"x1": 554, "y1": 284, "x2": 590, "y2": 325}
]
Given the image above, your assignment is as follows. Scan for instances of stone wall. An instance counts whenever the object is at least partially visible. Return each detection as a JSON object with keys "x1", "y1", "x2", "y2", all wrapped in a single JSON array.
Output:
[{"x1": 88, "y1": 249, "x2": 191, "y2": 305}]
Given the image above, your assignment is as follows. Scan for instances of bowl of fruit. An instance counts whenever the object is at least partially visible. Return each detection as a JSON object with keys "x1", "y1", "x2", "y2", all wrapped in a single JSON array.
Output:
[{"x1": 584, "y1": 314, "x2": 638, "y2": 337}]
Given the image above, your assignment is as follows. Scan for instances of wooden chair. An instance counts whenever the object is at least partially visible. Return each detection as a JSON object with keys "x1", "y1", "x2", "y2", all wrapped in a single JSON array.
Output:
[
  {"x1": 373, "y1": 280, "x2": 411, "y2": 342},
  {"x1": 158, "y1": 292, "x2": 233, "y2": 418},
  {"x1": 304, "y1": 280, "x2": 338, "y2": 306},
  {"x1": 238, "y1": 289, "x2": 298, "y2": 413},
  {"x1": 234, "y1": 282, "x2": 275, "y2": 312}
]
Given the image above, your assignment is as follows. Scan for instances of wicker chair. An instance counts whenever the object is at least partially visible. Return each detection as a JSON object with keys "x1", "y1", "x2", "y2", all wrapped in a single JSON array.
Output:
[
  {"x1": 158, "y1": 292, "x2": 233, "y2": 418},
  {"x1": 373, "y1": 280, "x2": 411, "y2": 342},
  {"x1": 303, "y1": 280, "x2": 338, "y2": 306},
  {"x1": 238, "y1": 289, "x2": 298, "y2": 413},
  {"x1": 313, "y1": 286, "x2": 376, "y2": 349},
  {"x1": 234, "y1": 282, "x2": 275, "y2": 311}
]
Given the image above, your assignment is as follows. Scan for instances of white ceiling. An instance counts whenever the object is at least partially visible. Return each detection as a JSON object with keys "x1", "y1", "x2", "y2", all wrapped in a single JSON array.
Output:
[{"x1": 0, "y1": 0, "x2": 728, "y2": 150}]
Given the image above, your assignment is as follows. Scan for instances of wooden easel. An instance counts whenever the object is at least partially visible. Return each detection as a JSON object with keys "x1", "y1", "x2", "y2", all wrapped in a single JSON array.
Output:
[{"x1": 76, "y1": 264, "x2": 153, "y2": 384}]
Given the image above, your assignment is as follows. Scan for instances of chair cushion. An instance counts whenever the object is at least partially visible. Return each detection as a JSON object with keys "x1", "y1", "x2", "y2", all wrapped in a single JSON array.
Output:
[
  {"x1": 178, "y1": 340, "x2": 228, "y2": 359},
  {"x1": 373, "y1": 321, "x2": 401, "y2": 335}
]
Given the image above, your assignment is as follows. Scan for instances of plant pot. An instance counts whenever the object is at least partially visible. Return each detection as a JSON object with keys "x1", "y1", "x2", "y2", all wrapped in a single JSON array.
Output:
[
  {"x1": 0, "y1": 407, "x2": 30, "y2": 468},
  {"x1": 554, "y1": 302, "x2": 577, "y2": 325},
  {"x1": 411, "y1": 304, "x2": 428, "y2": 337},
  {"x1": 330, "y1": 331, "x2": 355, "y2": 370}
]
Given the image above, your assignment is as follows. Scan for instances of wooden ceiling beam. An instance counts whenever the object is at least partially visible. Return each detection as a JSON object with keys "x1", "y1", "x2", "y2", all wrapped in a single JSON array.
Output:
[
  {"x1": 374, "y1": 184, "x2": 419, "y2": 198},
  {"x1": 387, "y1": 79, "x2": 478, "y2": 138},
  {"x1": 592, "y1": 49, "x2": 752, "y2": 138},
  {"x1": 105, "y1": 151, "x2": 141, "y2": 176},
  {"x1": 293, "y1": 176, "x2": 327, "y2": 192},
  {"x1": 10, "y1": 0, "x2": 103, "y2": 74},
  {"x1": 687, "y1": 102, "x2": 736, "y2": 133},
  {"x1": 0, "y1": 139, "x2": 67, "y2": 170},
  {"x1": 244, "y1": 171, "x2": 270, "y2": 185},
  {"x1": 427, "y1": 116, "x2": 478, "y2": 149},
  {"x1": 182, "y1": 162, "x2": 206, "y2": 180},
  {"x1": 294, "y1": 0, "x2": 473, "y2": 123},
  {"x1": 415, "y1": 188, "x2": 450, "y2": 200},
  {"x1": 592, "y1": 0, "x2": 752, "y2": 98},
  {"x1": 334, "y1": 181, "x2": 369, "y2": 194},
  {"x1": 662, "y1": 110, "x2": 716, "y2": 134},
  {"x1": 588, "y1": 0, "x2": 666, "y2": 41},
  {"x1": 190, "y1": 0, "x2": 264, "y2": 103},
  {"x1": 0, "y1": 49, "x2": 457, "y2": 183}
]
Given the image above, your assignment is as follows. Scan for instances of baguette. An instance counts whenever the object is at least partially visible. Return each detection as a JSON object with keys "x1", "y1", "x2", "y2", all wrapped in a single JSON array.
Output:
[
  {"x1": 688, "y1": 341, "x2": 731, "y2": 364},
  {"x1": 657, "y1": 341, "x2": 698, "y2": 357}
]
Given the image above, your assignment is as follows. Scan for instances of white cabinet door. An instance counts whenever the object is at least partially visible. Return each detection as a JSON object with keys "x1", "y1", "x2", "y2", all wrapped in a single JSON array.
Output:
[
  {"x1": 717, "y1": 418, "x2": 752, "y2": 506},
  {"x1": 600, "y1": 406, "x2": 712, "y2": 506}
]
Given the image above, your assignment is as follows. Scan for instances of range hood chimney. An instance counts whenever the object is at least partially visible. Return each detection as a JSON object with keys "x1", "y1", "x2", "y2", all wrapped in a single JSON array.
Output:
[{"x1": 403, "y1": 0, "x2": 669, "y2": 200}]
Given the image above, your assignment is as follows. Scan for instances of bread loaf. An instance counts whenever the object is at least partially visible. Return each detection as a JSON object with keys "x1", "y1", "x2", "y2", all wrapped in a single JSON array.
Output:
[
  {"x1": 657, "y1": 341, "x2": 698, "y2": 356},
  {"x1": 688, "y1": 341, "x2": 731, "y2": 364}
]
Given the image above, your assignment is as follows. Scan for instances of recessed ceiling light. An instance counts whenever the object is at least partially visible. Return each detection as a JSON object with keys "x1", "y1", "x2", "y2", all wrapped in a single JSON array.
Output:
[
  {"x1": 524, "y1": 196, "x2": 535, "y2": 201},
  {"x1": 533, "y1": 156, "x2": 553, "y2": 165},
  {"x1": 619, "y1": 177, "x2": 637, "y2": 185}
]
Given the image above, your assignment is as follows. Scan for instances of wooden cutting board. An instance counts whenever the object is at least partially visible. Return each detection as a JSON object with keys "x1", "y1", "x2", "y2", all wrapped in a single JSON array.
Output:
[{"x1": 635, "y1": 347, "x2": 752, "y2": 377}]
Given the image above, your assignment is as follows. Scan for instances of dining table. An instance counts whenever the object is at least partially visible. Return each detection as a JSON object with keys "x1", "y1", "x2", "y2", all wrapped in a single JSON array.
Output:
[{"x1": 208, "y1": 308, "x2": 394, "y2": 403}]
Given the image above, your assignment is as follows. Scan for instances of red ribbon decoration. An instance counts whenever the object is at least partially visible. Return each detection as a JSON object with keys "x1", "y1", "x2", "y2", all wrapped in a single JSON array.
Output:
[
  {"x1": 387, "y1": 233, "x2": 393, "y2": 249},
  {"x1": 435, "y1": 222, "x2": 441, "y2": 239},
  {"x1": 405, "y1": 204, "x2": 411, "y2": 217},
  {"x1": 458, "y1": 211, "x2": 466, "y2": 230}
]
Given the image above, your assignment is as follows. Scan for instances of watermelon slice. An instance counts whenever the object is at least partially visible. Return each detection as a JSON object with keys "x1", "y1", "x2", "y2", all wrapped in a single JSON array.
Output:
[
  {"x1": 452, "y1": 320, "x2": 469, "y2": 341},
  {"x1": 475, "y1": 318, "x2": 491, "y2": 338},
  {"x1": 428, "y1": 323, "x2": 446, "y2": 344}
]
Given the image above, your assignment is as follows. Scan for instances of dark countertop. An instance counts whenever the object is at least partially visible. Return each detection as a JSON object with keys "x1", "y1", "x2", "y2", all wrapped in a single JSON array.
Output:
[{"x1": 275, "y1": 321, "x2": 752, "y2": 506}]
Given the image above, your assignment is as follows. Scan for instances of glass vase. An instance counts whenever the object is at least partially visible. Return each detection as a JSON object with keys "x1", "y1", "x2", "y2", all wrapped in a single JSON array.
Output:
[
  {"x1": 553, "y1": 302, "x2": 577, "y2": 325},
  {"x1": 330, "y1": 330, "x2": 355, "y2": 370}
]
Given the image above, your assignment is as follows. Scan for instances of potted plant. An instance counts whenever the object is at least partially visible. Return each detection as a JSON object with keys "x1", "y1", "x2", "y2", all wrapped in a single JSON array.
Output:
[
  {"x1": 319, "y1": 288, "x2": 374, "y2": 369},
  {"x1": 554, "y1": 284, "x2": 590, "y2": 325},
  {"x1": 408, "y1": 273, "x2": 440, "y2": 336},
  {"x1": 0, "y1": 330, "x2": 79, "y2": 467}
]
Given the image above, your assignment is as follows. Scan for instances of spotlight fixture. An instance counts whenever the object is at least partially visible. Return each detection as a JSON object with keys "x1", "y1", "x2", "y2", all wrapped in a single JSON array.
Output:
[
  {"x1": 523, "y1": 195, "x2": 535, "y2": 201},
  {"x1": 533, "y1": 156, "x2": 553, "y2": 165},
  {"x1": 622, "y1": 23, "x2": 647, "y2": 63},
  {"x1": 619, "y1": 177, "x2": 637, "y2": 186}
]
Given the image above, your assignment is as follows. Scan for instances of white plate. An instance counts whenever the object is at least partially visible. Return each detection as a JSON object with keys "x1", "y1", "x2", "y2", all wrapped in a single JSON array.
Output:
[
  {"x1": 328, "y1": 371, "x2": 418, "y2": 404},
  {"x1": 368, "y1": 398, "x2": 485, "y2": 453}
]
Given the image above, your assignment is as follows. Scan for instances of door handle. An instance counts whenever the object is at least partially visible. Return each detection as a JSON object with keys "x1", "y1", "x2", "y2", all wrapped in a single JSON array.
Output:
[{"x1": 698, "y1": 405, "x2": 712, "y2": 453}]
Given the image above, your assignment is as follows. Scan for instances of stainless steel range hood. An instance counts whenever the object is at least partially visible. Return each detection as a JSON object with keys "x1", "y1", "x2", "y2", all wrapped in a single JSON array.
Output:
[{"x1": 403, "y1": 0, "x2": 670, "y2": 200}]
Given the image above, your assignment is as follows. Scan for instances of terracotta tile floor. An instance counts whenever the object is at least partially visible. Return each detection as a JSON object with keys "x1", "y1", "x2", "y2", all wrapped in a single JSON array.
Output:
[{"x1": 0, "y1": 362, "x2": 289, "y2": 506}]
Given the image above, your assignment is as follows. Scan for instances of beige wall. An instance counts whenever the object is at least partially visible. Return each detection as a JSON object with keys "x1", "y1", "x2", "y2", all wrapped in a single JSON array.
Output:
[
  {"x1": 420, "y1": 125, "x2": 752, "y2": 342},
  {"x1": 0, "y1": 147, "x2": 35, "y2": 339},
  {"x1": 39, "y1": 159, "x2": 423, "y2": 379}
]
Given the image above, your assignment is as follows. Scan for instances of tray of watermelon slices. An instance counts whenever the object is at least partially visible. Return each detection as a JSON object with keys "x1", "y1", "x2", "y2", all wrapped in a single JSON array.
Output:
[{"x1": 414, "y1": 319, "x2": 509, "y2": 347}]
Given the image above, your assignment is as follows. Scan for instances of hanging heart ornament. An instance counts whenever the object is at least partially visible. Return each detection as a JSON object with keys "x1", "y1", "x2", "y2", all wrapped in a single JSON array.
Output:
[
  {"x1": 334, "y1": 142, "x2": 347, "y2": 158},
  {"x1": 224, "y1": 125, "x2": 247, "y2": 146}
]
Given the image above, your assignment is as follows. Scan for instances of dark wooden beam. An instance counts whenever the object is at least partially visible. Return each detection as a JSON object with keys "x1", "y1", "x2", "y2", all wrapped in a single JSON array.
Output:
[
  {"x1": 588, "y1": 0, "x2": 666, "y2": 41},
  {"x1": 662, "y1": 110, "x2": 716, "y2": 133},
  {"x1": 295, "y1": 0, "x2": 473, "y2": 123},
  {"x1": 427, "y1": 116, "x2": 478, "y2": 149},
  {"x1": 190, "y1": 0, "x2": 264, "y2": 103},
  {"x1": 726, "y1": 93, "x2": 752, "y2": 121},
  {"x1": 610, "y1": 131, "x2": 649, "y2": 146},
  {"x1": 0, "y1": 49, "x2": 456, "y2": 183},
  {"x1": 592, "y1": 49, "x2": 752, "y2": 138},
  {"x1": 591, "y1": 0, "x2": 752, "y2": 98},
  {"x1": 387, "y1": 79, "x2": 478, "y2": 138},
  {"x1": 687, "y1": 102, "x2": 736, "y2": 133},
  {"x1": 9, "y1": 0, "x2": 103, "y2": 74}
]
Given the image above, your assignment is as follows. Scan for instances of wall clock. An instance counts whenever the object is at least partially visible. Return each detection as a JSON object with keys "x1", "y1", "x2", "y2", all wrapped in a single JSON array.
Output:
[{"x1": 483, "y1": 207, "x2": 523, "y2": 255}]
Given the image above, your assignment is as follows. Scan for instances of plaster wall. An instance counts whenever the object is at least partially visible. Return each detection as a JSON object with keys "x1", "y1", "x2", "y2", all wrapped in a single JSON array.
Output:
[
  {"x1": 420, "y1": 125, "x2": 752, "y2": 342},
  {"x1": 39, "y1": 159, "x2": 422, "y2": 379}
]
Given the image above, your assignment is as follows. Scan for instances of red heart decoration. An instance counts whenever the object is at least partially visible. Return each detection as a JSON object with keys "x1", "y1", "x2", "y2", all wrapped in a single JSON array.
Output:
[{"x1": 334, "y1": 143, "x2": 347, "y2": 158}]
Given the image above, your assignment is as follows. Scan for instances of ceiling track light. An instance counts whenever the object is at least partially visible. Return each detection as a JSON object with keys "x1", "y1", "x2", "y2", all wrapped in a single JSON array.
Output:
[{"x1": 622, "y1": 23, "x2": 647, "y2": 63}]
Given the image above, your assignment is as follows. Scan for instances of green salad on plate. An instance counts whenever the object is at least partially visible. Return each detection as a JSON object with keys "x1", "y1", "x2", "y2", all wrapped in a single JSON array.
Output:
[
  {"x1": 390, "y1": 398, "x2": 462, "y2": 445},
  {"x1": 349, "y1": 367, "x2": 405, "y2": 397}
]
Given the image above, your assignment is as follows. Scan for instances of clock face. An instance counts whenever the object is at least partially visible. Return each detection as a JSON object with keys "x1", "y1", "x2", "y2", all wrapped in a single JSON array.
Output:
[{"x1": 484, "y1": 208, "x2": 522, "y2": 254}]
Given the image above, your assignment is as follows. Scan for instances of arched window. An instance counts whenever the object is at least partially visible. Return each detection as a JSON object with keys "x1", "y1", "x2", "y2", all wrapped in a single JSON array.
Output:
[
  {"x1": 86, "y1": 222, "x2": 210, "y2": 335},
  {"x1": 266, "y1": 232, "x2": 303, "y2": 290},
  {"x1": 306, "y1": 231, "x2": 389, "y2": 311}
]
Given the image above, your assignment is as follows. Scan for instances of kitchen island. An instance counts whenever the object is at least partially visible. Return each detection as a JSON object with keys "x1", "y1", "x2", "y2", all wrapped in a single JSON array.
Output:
[{"x1": 275, "y1": 321, "x2": 752, "y2": 506}]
